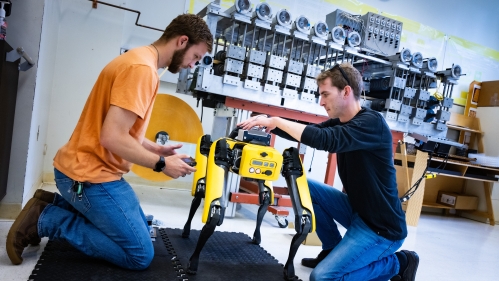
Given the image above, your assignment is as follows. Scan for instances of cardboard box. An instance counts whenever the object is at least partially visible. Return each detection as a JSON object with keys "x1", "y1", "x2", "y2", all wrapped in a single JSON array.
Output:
[
  {"x1": 289, "y1": 222, "x2": 322, "y2": 246},
  {"x1": 437, "y1": 191, "x2": 478, "y2": 210}
]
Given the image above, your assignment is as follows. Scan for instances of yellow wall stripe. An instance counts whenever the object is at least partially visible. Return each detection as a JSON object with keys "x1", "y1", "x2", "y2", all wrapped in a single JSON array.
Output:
[{"x1": 323, "y1": 0, "x2": 378, "y2": 15}]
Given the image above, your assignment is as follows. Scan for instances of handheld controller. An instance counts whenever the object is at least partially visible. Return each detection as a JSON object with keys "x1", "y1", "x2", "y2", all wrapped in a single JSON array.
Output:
[{"x1": 182, "y1": 157, "x2": 197, "y2": 167}]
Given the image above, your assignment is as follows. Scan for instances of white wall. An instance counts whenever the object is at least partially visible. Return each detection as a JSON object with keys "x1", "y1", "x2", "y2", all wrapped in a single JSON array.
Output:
[
  {"x1": 42, "y1": 0, "x2": 131, "y2": 179},
  {"x1": 2, "y1": 0, "x2": 44, "y2": 204},
  {"x1": 475, "y1": 107, "x2": 499, "y2": 222},
  {"x1": 22, "y1": 0, "x2": 62, "y2": 202},
  {"x1": 476, "y1": 108, "x2": 499, "y2": 157}
]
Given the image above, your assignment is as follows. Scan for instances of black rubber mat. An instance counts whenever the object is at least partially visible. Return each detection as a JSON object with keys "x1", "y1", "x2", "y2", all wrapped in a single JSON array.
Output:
[
  {"x1": 28, "y1": 231, "x2": 178, "y2": 281},
  {"x1": 29, "y1": 228, "x2": 293, "y2": 281},
  {"x1": 161, "y1": 228, "x2": 289, "y2": 281}
]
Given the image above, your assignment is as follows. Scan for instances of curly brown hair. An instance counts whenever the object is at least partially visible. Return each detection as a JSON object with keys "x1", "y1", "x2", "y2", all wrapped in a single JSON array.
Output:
[
  {"x1": 160, "y1": 14, "x2": 213, "y2": 53},
  {"x1": 316, "y1": 63, "x2": 363, "y2": 100}
]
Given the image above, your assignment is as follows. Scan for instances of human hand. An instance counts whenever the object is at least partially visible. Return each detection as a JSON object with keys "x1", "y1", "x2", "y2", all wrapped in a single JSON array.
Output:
[
  {"x1": 158, "y1": 143, "x2": 183, "y2": 157},
  {"x1": 237, "y1": 115, "x2": 276, "y2": 133},
  {"x1": 162, "y1": 154, "x2": 197, "y2": 179}
]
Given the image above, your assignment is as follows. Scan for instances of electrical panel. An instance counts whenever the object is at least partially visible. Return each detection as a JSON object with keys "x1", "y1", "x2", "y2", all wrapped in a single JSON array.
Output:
[
  {"x1": 360, "y1": 12, "x2": 403, "y2": 56},
  {"x1": 176, "y1": 1, "x2": 464, "y2": 152},
  {"x1": 325, "y1": 9, "x2": 362, "y2": 32}
]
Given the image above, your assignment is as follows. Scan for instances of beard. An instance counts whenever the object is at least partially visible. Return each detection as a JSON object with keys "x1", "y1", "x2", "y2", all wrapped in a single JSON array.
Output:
[{"x1": 168, "y1": 47, "x2": 189, "y2": 74}]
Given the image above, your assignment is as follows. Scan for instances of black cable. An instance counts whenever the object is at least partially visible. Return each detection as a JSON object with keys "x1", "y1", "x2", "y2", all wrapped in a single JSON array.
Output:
[
  {"x1": 435, "y1": 153, "x2": 449, "y2": 170},
  {"x1": 407, "y1": 151, "x2": 433, "y2": 196},
  {"x1": 403, "y1": 152, "x2": 433, "y2": 200},
  {"x1": 88, "y1": 1, "x2": 163, "y2": 32},
  {"x1": 308, "y1": 148, "x2": 316, "y2": 172},
  {"x1": 400, "y1": 143, "x2": 437, "y2": 202},
  {"x1": 200, "y1": 104, "x2": 204, "y2": 123}
]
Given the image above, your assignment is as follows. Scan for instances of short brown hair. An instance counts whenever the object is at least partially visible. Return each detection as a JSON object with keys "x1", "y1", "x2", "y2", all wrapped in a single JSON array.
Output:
[
  {"x1": 160, "y1": 14, "x2": 213, "y2": 53},
  {"x1": 316, "y1": 63, "x2": 363, "y2": 100}
]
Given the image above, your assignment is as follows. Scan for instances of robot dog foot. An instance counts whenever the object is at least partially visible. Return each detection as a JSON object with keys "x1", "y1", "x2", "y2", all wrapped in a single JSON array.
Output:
[{"x1": 187, "y1": 259, "x2": 198, "y2": 275}]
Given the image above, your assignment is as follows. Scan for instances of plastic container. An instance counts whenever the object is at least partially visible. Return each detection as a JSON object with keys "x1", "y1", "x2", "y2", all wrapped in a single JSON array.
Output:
[{"x1": 469, "y1": 153, "x2": 499, "y2": 168}]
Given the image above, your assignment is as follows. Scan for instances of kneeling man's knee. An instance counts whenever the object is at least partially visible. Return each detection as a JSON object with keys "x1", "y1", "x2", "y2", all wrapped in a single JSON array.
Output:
[{"x1": 127, "y1": 242, "x2": 154, "y2": 270}]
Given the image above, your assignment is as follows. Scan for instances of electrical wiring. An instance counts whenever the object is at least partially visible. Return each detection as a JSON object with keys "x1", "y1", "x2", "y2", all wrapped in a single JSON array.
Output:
[
  {"x1": 435, "y1": 153, "x2": 449, "y2": 170},
  {"x1": 371, "y1": 34, "x2": 389, "y2": 56},
  {"x1": 308, "y1": 148, "x2": 316, "y2": 172},
  {"x1": 200, "y1": 103, "x2": 204, "y2": 122},
  {"x1": 433, "y1": 80, "x2": 444, "y2": 101},
  {"x1": 360, "y1": 59, "x2": 369, "y2": 76},
  {"x1": 400, "y1": 143, "x2": 437, "y2": 202}
]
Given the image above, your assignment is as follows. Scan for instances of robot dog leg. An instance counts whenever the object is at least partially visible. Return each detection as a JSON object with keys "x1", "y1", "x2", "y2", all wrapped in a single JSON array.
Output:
[
  {"x1": 186, "y1": 138, "x2": 230, "y2": 274},
  {"x1": 182, "y1": 135, "x2": 213, "y2": 238},
  {"x1": 282, "y1": 147, "x2": 316, "y2": 280},
  {"x1": 252, "y1": 180, "x2": 273, "y2": 245}
]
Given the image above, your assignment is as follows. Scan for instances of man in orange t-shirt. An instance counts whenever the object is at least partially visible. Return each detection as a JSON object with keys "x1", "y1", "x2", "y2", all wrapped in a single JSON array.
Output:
[{"x1": 7, "y1": 14, "x2": 213, "y2": 269}]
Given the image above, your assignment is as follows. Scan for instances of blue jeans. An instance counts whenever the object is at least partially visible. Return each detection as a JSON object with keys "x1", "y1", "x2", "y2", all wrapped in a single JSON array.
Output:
[
  {"x1": 37, "y1": 168, "x2": 153, "y2": 270},
  {"x1": 308, "y1": 179, "x2": 403, "y2": 281}
]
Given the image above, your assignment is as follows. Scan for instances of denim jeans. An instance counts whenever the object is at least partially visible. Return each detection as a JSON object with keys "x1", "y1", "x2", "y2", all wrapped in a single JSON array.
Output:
[
  {"x1": 38, "y1": 168, "x2": 153, "y2": 270},
  {"x1": 307, "y1": 179, "x2": 403, "y2": 281}
]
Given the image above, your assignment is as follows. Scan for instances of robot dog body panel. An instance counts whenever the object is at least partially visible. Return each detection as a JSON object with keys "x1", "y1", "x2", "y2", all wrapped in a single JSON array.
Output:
[
  {"x1": 294, "y1": 162, "x2": 316, "y2": 233},
  {"x1": 201, "y1": 137, "x2": 282, "y2": 223},
  {"x1": 191, "y1": 135, "x2": 211, "y2": 196},
  {"x1": 202, "y1": 139, "x2": 229, "y2": 224}
]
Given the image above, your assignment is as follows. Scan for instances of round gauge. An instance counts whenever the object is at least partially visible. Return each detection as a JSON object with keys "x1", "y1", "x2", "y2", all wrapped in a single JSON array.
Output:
[
  {"x1": 347, "y1": 31, "x2": 361, "y2": 47},
  {"x1": 411, "y1": 52, "x2": 423, "y2": 68},
  {"x1": 255, "y1": 2, "x2": 273, "y2": 21},
  {"x1": 313, "y1": 21, "x2": 329, "y2": 39},
  {"x1": 295, "y1": 15, "x2": 310, "y2": 33},
  {"x1": 400, "y1": 48, "x2": 412, "y2": 63},
  {"x1": 331, "y1": 26, "x2": 346, "y2": 44},
  {"x1": 452, "y1": 65, "x2": 462, "y2": 78},
  {"x1": 236, "y1": 0, "x2": 252, "y2": 14},
  {"x1": 424, "y1": 57, "x2": 438, "y2": 72},
  {"x1": 276, "y1": 9, "x2": 293, "y2": 27}
]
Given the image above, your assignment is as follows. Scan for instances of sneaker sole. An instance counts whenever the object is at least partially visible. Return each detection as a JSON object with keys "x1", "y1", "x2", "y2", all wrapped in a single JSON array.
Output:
[{"x1": 6, "y1": 198, "x2": 39, "y2": 265}]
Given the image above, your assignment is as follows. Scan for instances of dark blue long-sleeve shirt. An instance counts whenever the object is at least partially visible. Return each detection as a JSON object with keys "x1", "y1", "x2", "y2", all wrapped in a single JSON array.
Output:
[{"x1": 273, "y1": 108, "x2": 407, "y2": 241}]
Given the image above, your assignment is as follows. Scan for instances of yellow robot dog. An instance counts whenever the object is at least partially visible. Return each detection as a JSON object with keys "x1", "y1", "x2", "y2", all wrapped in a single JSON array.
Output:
[{"x1": 182, "y1": 127, "x2": 315, "y2": 280}]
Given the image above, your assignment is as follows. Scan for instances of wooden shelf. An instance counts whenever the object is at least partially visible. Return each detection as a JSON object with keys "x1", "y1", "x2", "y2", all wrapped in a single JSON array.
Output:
[
  {"x1": 452, "y1": 174, "x2": 498, "y2": 183},
  {"x1": 422, "y1": 201, "x2": 453, "y2": 209},
  {"x1": 430, "y1": 157, "x2": 470, "y2": 167},
  {"x1": 395, "y1": 113, "x2": 496, "y2": 226},
  {"x1": 395, "y1": 153, "x2": 499, "y2": 174},
  {"x1": 447, "y1": 124, "x2": 483, "y2": 134}
]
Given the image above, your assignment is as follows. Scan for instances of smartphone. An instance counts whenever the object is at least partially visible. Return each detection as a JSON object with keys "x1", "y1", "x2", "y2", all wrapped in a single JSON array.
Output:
[{"x1": 182, "y1": 157, "x2": 197, "y2": 167}]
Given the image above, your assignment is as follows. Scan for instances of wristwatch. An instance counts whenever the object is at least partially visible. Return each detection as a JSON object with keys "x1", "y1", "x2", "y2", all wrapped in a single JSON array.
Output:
[{"x1": 153, "y1": 156, "x2": 166, "y2": 172}]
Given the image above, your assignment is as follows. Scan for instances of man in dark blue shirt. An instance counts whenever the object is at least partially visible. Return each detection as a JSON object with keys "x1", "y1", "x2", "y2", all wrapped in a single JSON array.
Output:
[{"x1": 238, "y1": 63, "x2": 419, "y2": 281}]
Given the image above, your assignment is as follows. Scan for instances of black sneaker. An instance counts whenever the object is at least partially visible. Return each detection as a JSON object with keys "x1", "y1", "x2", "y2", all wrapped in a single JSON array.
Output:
[
  {"x1": 301, "y1": 249, "x2": 332, "y2": 268},
  {"x1": 391, "y1": 250, "x2": 419, "y2": 281}
]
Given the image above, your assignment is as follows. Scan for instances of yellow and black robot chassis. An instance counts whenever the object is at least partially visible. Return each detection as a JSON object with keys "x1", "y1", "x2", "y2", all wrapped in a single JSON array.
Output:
[{"x1": 182, "y1": 128, "x2": 316, "y2": 280}]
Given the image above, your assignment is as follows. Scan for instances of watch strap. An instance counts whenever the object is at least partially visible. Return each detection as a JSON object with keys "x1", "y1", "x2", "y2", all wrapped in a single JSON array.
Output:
[{"x1": 153, "y1": 155, "x2": 165, "y2": 172}]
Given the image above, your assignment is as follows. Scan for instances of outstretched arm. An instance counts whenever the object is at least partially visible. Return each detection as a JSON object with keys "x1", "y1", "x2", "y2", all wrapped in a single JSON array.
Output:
[
  {"x1": 142, "y1": 138, "x2": 183, "y2": 157},
  {"x1": 238, "y1": 115, "x2": 307, "y2": 142}
]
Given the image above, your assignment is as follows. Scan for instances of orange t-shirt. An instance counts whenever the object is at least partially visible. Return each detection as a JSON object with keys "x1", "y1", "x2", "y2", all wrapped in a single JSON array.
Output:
[{"x1": 54, "y1": 46, "x2": 159, "y2": 183}]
